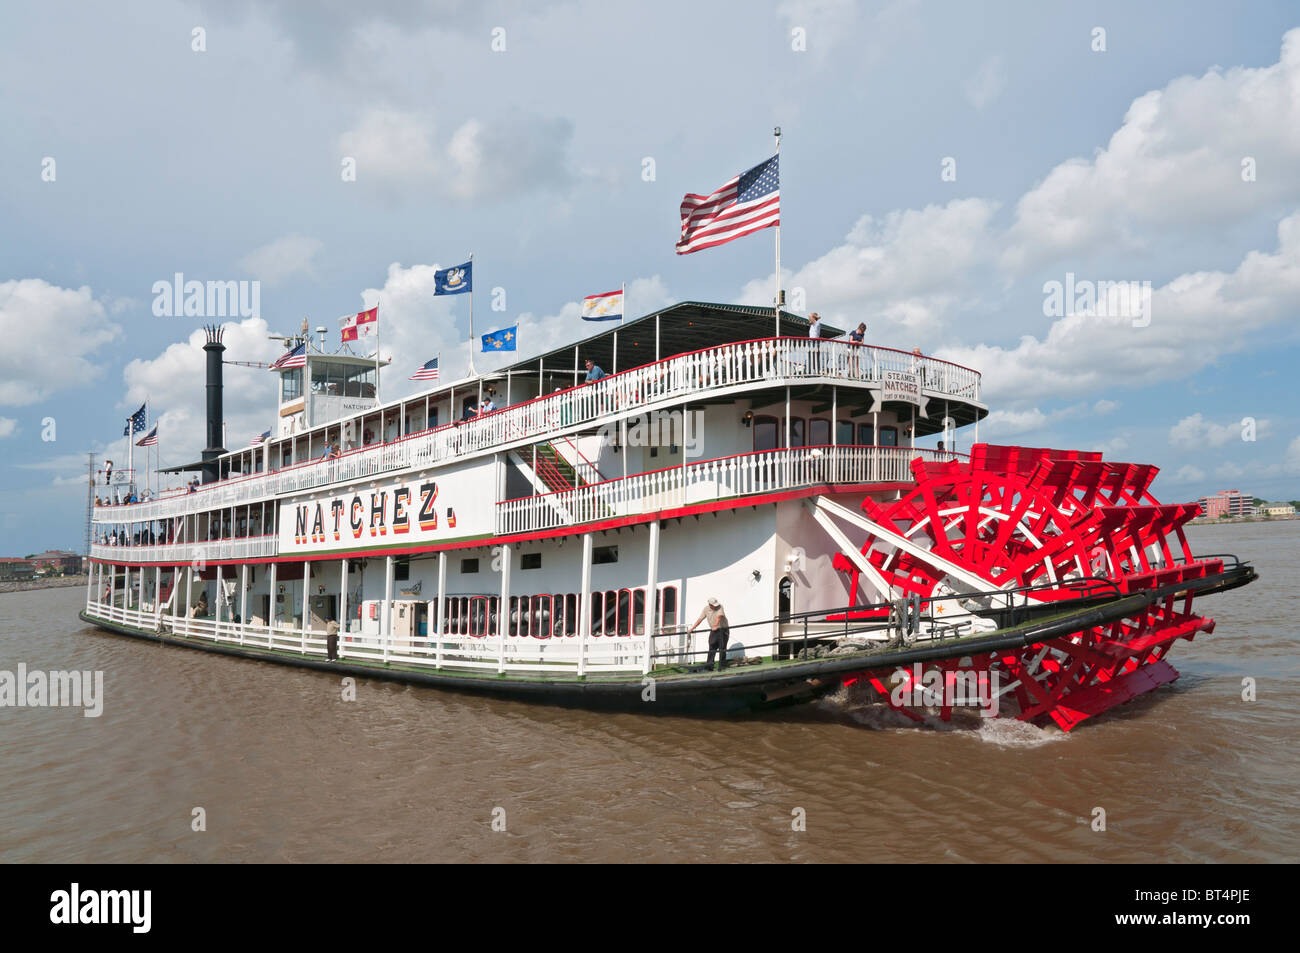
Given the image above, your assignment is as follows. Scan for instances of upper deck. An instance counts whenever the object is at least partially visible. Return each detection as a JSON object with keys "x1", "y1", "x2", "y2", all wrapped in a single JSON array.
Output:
[{"x1": 90, "y1": 303, "x2": 985, "y2": 562}]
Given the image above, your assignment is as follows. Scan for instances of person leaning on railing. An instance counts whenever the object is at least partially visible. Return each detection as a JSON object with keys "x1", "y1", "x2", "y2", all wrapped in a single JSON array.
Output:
[{"x1": 847, "y1": 322, "x2": 867, "y2": 376}]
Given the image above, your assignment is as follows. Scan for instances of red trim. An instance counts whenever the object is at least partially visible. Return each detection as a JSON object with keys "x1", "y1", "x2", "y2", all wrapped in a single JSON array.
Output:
[{"x1": 89, "y1": 482, "x2": 911, "y2": 568}]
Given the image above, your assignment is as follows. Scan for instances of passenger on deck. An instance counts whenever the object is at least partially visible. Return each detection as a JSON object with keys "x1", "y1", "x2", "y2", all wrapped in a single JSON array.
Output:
[
  {"x1": 477, "y1": 395, "x2": 497, "y2": 415},
  {"x1": 584, "y1": 359, "x2": 606, "y2": 382},
  {"x1": 688, "y1": 597, "x2": 731, "y2": 671},
  {"x1": 192, "y1": 592, "x2": 209, "y2": 619}
]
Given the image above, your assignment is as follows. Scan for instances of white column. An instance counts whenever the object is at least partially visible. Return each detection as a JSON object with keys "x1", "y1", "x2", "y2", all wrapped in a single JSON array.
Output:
[
  {"x1": 301, "y1": 560, "x2": 311, "y2": 654},
  {"x1": 154, "y1": 566, "x2": 161, "y2": 628},
  {"x1": 268, "y1": 562, "x2": 278, "y2": 642},
  {"x1": 578, "y1": 533, "x2": 593, "y2": 676},
  {"x1": 382, "y1": 555, "x2": 394, "y2": 662},
  {"x1": 185, "y1": 563, "x2": 193, "y2": 631},
  {"x1": 239, "y1": 563, "x2": 248, "y2": 645},
  {"x1": 214, "y1": 563, "x2": 223, "y2": 638},
  {"x1": 338, "y1": 558, "x2": 348, "y2": 657},
  {"x1": 643, "y1": 519, "x2": 660, "y2": 674},
  {"x1": 109, "y1": 563, "x2": 117, "y2": 616},
  {"x1": 498, "y1": 545, "x2": 511, "y2": 674},
  {"x1": 435, "y1": 550, "x2": 447, "y2": 669},
  {"x1": 85, "y1": 559, "x2": 94, "y2": 608}
]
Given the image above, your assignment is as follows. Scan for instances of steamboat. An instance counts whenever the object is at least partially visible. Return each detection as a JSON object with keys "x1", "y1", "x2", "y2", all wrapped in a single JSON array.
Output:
[{"x1": 81, "y1": 302, "x2": 1257, "y2": 729}]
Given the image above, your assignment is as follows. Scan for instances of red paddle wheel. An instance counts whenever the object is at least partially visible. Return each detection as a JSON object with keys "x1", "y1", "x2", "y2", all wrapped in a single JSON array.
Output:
[{"x1": 831, "y1": 444, "x2": 1226, "y2": 731}]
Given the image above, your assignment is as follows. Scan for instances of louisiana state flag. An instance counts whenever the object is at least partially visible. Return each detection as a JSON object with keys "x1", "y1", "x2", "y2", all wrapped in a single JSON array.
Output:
[
  {"x1": 481, "y1": 325, "x2": 517, "y2": 352},
  {"x1": 434, "y1": 261, "x2": 472, "y2": 295}
]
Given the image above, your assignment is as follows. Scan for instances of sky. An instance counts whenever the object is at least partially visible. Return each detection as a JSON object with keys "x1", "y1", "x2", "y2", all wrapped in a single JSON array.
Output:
[{"x1": 3, "y1": 0, "x2": 1300, "y2": 555}]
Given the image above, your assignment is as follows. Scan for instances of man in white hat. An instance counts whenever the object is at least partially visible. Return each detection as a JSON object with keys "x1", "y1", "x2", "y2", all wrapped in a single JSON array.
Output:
[{"x1": 688, "y1": 597, "x2": 731, "y2": 671}]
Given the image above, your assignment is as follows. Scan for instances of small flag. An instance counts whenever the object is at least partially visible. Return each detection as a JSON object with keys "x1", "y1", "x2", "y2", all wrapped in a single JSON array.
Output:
[
  {"x1": 251, "y1": 429, "x2": 271, "y2": 446},
  {"x1": 677, "y1": 154, "x2": 780, "y2": 255},
  {"x1": 271, "y1": 342, "x2": 307, "y2": 369},
  {"x1": 481, "y1": 326, "x2": 517, "y2": 352},
  {"x1": 581, "y1": 289, "x2": 623, "y2": 322},
  {"x1": 434, "y1": 261, "x2": 472, "y2": 295},
  {"x1": 123, "y1": 404, "x2": 147, "y2": 436},
  {"x1": 340, "y1": 306, "x2": 378, "y2": 342},
  {"x1": 410, "y1": 358, "x2": 440, "y2": 382},
  {"x1": 135, "y1": 424, "x2": 158, "y2": 447}
]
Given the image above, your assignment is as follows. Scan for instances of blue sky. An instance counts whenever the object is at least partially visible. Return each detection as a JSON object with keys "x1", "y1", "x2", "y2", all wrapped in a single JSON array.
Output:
[{"x1": 3, "y1": 0, "x2": 1300, "y2": 554}]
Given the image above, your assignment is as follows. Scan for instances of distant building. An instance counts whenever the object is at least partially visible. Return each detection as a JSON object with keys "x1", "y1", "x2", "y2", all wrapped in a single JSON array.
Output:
[
  {"x1": 1196, "y1": 489, "x2": 1254, "y2": 518},
  {"x1": 1261, "y1": 503, "x2": 1296, "y2": 517},
  {"x1": 28, "y1": 550, "x2": 83, "y2": 575},
  {"x1": 0, "y1": 559, "x2": 35, "y2": 581}
]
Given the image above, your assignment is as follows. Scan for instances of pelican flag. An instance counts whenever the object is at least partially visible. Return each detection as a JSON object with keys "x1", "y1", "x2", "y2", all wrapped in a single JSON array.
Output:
[
  {"x1": 434, "y1": 261, "x2": 472, "y2": 295},
  {"x1": 481, "y1": 326, "x2": 517, "y2": 352},
  {"x1": 340, "y1": 306, "x2": 378, "y2": 342},
  {"x1": 581, "y1": 289, "x2": 623, "y2": 322}
]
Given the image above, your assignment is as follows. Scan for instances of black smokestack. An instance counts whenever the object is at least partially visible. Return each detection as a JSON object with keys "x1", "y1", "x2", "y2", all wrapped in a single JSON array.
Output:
[{"x1": 200, "y1": 325, "x2": 226, "y2": 484}]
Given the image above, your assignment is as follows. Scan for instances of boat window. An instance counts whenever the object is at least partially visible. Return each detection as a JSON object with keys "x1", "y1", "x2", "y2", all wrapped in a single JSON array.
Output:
[
  {"x1": 788, "y1": 417, "x2": 806, "y2": 448},
  {"x1": 617, "y1": 589, "x2": 632, "y2": 636},
  {"x1": 633, "y1": 589, "x2": 646, "y2": 635},
  {"x1": 657, "y1": 585, "x2": 678, "y2": 629},
  {"x1": 521, "y1": 552, "x2": 541, "y2": 570},
  {"x1": 858, "y1": 423, "x2": 875, "y2": 445},
  {"x1": 461, "y1": 558, "x2": 479, "y2": 573},
  {"x1": 281, "y1": 369, "x2": 303, "y2": 402},
  {"x1": 837, "y1": 420, "x2": 855, "y2": 445},
  {"x1": 593, "y1": 545, "x2": 618, "y2": 564},
  {"x1": 753, "y1": 415, "x2": 781, "y2": 452},
  {"x1": 879, "y1": 426, "x2": 899, "y2": 447},
  {"x1": 809, "y1": 418, "x2": 830, "y2": 446}
]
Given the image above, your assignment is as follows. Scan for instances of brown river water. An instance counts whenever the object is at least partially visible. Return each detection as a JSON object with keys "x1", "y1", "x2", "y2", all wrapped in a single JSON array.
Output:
[{"x1": 1, "y1": 521, "x2": 1296, "y2": 864}]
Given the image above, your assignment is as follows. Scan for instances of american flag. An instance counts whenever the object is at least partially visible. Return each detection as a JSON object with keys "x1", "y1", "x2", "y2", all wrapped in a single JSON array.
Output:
[
  {"x1": 676, "y1": 154, "x2": 780, "y2": 255},
  {"x1": 410, "y1": 357, "x2": 440, "y2": 382},
  {"x1": 271, "y1": 342, "x2": 307, "y2": 369},
  {"x1": 123, "y1": 403, "x2": 147, "y2": 436},
  {"x1": 250, "y1": 429, "x2": 271, "y2": 446},
  {"x1": 135, "y1": 424, "x2": 158, "y2": 447}
]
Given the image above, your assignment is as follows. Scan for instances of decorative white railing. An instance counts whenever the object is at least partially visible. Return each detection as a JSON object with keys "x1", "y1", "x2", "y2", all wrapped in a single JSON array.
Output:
[
  {"x1": 496, "y1": 444, "x2": 964, "y2": 536},
  {"x1": 89, "y1": 534, "x2": 278, "y2": 564},
  {"x1": 94, "y1": 337, "x2": 981, "y2": 525},
  {"x1": 82, "y1": 601, "x2": 648, "y2": 674}
]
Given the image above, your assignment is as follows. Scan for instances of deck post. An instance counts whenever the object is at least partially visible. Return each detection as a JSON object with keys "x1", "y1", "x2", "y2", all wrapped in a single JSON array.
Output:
[
  {"x1": 301, "y1": 560, "x2": 311, "y2": 654},
  {"x1": 268, "y1": 562, "x2": 278, "y2": 643},
  {"x1": 339, "y1": 558, "x2": 348, "y2": 657},
  {"x1": 435, "y1": 551, "x2": 447, "y2": 669},
  {"x1": 239, "y1": 564, "x2": 248, "y2": 645},
  {"x1": 214, "y1": 563, "x2": 223, "y2": 636},
  {"x1": 109, "y1": 563, "x2": 116, "y2": 616},
  {"x1": 643, "y1": 519, "x2": 660, "y2": 675},
  {"x1": 153, "y1": 566, "x2": 161, "y2": 628},
  {"x1": 185, "y1": 563, "x2": 193, "y2": 630},
  {"x1": 383, "y1": 555, "x2": 394, "y2": 663},
  {"x1": 498, "y1": 544, "x2": 511, "y2": 674},
  {"x1": 578, "y1": 533, "x2": 593, "y2": 676},
  {"x1": 85, "y1": 559, "x2": 94, "y2": 607}
]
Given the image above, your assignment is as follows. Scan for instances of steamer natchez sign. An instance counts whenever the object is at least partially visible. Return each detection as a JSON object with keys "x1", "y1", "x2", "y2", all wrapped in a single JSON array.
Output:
[{"x1": 277, "y1": 467, "x2": 492, "y2": 555}]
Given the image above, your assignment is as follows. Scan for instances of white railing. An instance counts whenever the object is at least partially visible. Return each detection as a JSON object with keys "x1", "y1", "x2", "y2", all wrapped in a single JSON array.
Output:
[
  {"x1": 82, "y1": 601, "x2": 648, "y2": 674},
  {"x1": 496, "y1": 444, "x2": 963, "y2": 536},
  {"x1": 94, "y1": 336, "x2": 982, "y2": 526},
  {"x1": 89, "y1": 534, "x2": 278, "y2": 564}
]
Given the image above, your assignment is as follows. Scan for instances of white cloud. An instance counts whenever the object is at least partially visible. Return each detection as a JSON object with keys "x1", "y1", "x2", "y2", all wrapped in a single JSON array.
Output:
[
  {"x1": 739, "y1": 198, "x2": 999, "y2": 336},
  {"x1": 1093, "y1": 399, "x2": 1120, "y2": 415},
  {"x1": 121, "y1": 318, "x2": 287, "y2": 472},
  {"x1": 239, "y1": 235, "x2": 323, "y2": 287},
  {"x1": 964, "y1": 55, "x2": 1006, "y2": 110},
  {"x1": 1002, "y1": 29, "x2": 1300, "y2": 272},
  {"x1": 1285, "y1": 436, "x2": 1300, "y2": 474},
  {"x1": 0, "y1": 279, "x2": 120, "y2": 406},
  {"x1": 339, "y1": 107, "x2": 573, "y2": 201},
  {"x1": 1169, "y1": 413, "x2": 1268, "y2": 449},
  {"x1": 936, "y1": 212, "x2": 1300, "y2": 409},
  {"x1": 1171, "y1": 464, "x2": 1206, "y2": 483},
  {"x1": 0, "y1": 417, "x2": 17, "y2": 439}
]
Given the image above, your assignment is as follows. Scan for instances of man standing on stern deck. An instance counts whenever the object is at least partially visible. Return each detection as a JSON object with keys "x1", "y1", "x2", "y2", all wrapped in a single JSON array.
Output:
[{"x1": 689, "y1": 597, "x2": 731, "y2": 671}]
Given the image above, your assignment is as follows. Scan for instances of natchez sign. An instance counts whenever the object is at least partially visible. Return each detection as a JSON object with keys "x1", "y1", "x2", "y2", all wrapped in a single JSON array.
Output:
[{"x1": 277, "y1": 468, "x2": 492, "y2": 555}]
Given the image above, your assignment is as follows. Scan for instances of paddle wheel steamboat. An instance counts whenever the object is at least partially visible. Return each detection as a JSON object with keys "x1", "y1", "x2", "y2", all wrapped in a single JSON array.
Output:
[{"x1": 81, "y1": 302, "x2": 1256, "y2": 729}]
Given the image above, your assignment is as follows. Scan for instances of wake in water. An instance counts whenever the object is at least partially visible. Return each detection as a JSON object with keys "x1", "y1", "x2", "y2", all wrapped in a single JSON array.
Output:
[{"x1": 814, "y1": 681, "x2": 1068, "y2": 746}]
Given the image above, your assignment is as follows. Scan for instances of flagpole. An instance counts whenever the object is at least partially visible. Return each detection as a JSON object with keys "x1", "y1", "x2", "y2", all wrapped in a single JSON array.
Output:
[
  {"x1": 774, "y1": 126, "x2": 782, "y2": 339},
  {"x1": 467, "y1": 252, "x2": 477, "y2": 376},
  {"x1": 375, "y1": 308, "x2": 382, "y2": 404},
  {"x1": 126, "y1": 413, "x2": 134, "y2": 496},
  {"x1": 621, "y1": 281, "x2": 626, "y2": 326}
]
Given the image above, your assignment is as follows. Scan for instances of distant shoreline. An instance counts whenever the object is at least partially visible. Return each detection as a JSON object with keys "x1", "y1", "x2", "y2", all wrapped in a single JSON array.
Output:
[
  {"x1": 0, "y1": 575, "x2": 88, "y2": 594},
  {"x1": 1187, "y1": 515, "x2": 1298, "y2": 527}
]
